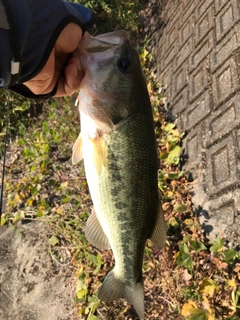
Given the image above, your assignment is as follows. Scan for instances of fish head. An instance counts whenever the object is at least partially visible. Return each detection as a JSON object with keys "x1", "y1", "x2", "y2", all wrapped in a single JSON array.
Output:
[{"x1": 75, "y1": 30, "x2": 150, "y2": 133}]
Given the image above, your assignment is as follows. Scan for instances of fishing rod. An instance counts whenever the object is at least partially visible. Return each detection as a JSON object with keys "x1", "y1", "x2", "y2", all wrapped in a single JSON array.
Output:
[{"x1": 0, "y1": 91, "x2": 10, "y2": 221}]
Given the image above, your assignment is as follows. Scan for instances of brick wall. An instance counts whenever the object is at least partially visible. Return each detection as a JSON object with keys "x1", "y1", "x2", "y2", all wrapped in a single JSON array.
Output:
[{"x1": 147, "y1": 0, "x2": 240, "y2": 245}]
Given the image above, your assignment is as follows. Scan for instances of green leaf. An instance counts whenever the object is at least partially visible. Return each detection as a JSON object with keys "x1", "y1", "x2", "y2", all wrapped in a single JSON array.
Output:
[
  {"x1": 160, "y1": 152, "x2": 169, "y2": 160},
  {"x1": 176, "y1": 243, "x2": 193, "y2": 270},
  {"x1": 210, "y1": 238, "x2": 224, "y2": 254},
  {"x1": 87, "y1": 316, "x2": 100, "y2": 320},
  {"x1": 174, "y1": 203, "x2": 187, "y2": 212},
  {"x1": 167, "y1": 146, "x2": 182, "y2": 164},
  {"x1": 168, "y1": 217, "x2": 180, "y2": 228},
  {"x1": 163, "y1": 123, "x2": 175, "y2": 132},
  {"x1": 76, "y1": 272, "x2": 88, "y2": 301},
  {"x1": 198, "y1": 278, "x2": 219, "y2": 298},
  {"x1": 167, "y1": 173, "x2": 179, "y2": 180},
  {"x1": 49, "y1": 235, "x2": 59, "y2": 246},
  {"x1": 189, "y1": 239, "x2": 207, "y2": 252},
  {"x1": 93, "y1": 253, "x2": 102, "y2": 275},
  {"x1": 188, "y1": 308, "x2": 208, "y2": 320},
  {"x1": 223, "y1": 249, "x2": 239, "y2": 263}
]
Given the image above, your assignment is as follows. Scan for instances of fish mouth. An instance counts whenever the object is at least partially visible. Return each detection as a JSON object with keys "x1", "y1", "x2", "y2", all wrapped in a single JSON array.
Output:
[{"x1": 83, "y1": 30, "x2": 130, "y2": 53}]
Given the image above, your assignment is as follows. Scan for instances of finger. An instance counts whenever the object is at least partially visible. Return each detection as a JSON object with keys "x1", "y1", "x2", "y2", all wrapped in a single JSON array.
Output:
[
  {"x1": 55, "y1": 23, "x2": 83, "y2": 53},
  {"x1": 54, "y1": 56, "x2": 84, "y2": 97}
]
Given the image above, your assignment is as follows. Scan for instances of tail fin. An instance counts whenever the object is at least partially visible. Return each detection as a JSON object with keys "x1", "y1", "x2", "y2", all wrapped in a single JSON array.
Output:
[{"x1": 98, "y1": 269, "x2": 145, "y2": 319}]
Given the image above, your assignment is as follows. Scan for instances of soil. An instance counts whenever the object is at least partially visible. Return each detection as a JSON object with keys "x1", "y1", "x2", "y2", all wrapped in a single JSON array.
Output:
[{"x1": 0, "y1": 221, "x2": 78, "y2": 320}]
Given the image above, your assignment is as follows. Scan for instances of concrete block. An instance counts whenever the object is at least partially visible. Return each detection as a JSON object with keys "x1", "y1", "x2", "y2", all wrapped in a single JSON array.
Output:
[
  {"x1": 205, "y1": 134, "x2": 238, "y2": 196},
  {"x1": 162, "y1": 42, "x2": 177, "y2": 69},
  {"x1": 215, "y1": 0, "x2": 240, "y2": 42},
  {"x1": 172, "y1": 63, "x2": 188, "y2": 98},
  {"x1": 171, "y1": 86, "x2": 188, "y2": 115},
  {"x1": 212, "y1": 57, "x2": 240, "y2": 108},
  {"x1": 178, "y1": 14, "x2": 194, "y2": 48},
  {"x1": 195, "y1": 5, "x2": 214, "y2": 44},
  {"x1": 187, "y1": 90, "x2": 212, "y2": 129},
  {"x1": 189, "y1": 29, "x2": 215, "y2": 71},
  {"x1": 185, "y1": 124, "x2": 205, "y2": 166},
  {"x1": 189, "y1": 60, "x2": 209, "y2": 102},
  {"x1": 210, "y1": 27, "x2": 239, "y2": 72},
  {"x1": 174, "y1": 36, "x2": 194, "y2": 70},
  {"x1": 181, "y1": 0, "x2": 195, "y2": 23},
  {"x1": 195, "y1": 0, "x2": 214, "y2": 21},
  {"x1": 206, "y1": 93, "x2": 240, "y2": 146},
  {"x1": 214, "y1": 0, "x2": 231, "y2": 14}
]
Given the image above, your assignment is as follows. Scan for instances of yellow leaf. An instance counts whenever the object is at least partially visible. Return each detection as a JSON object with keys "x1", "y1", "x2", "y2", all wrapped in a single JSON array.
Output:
[
  {"x1": 181, "y1": 300, "x2": 198, "y2": 316},
  {"x1": 198, "y1": 278, "x2": 219, "y2": 298},
  {"x1": 56, "y1": 207, "x2": 65, "y2": 215},
  {"x1": 60, "y1": 181, "x2": 68, "y2": 190},
  {"x1": 140, "y1": 48, "x2": 149, "y2": 63},
  {"x1": 202, "y1": 296, "x2": 212, "y2": 314},
  {"x1": 225, "y1": 278, "x2": 236, "y2": 290}
]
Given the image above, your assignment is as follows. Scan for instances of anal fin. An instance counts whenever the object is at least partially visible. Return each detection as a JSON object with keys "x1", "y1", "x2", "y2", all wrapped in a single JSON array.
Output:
[
  {"x1": 85, "y1": 208, "x2": 110, "y2": 250},
  {"x1": 88, "y1": 136, "x2": 104, "y2": 176}
]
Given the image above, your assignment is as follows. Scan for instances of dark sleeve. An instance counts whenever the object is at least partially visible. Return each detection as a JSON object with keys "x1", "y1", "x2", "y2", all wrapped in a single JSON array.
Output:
[{"x1": 0, "y1": 0, "x2": 94, "y2": 98}]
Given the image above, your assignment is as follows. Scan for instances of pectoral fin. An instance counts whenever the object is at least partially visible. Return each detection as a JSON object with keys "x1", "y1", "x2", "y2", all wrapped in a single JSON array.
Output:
[
  {"x1": 85, "y1": 208, "x2": 111, "y2": 250},
  {"x1": 150, "y1": 197, "x2": 166, "y2": 249},
  {"x1": 72, "y1": 133, "x2": 83, "y2": 164},
  {"x1": 88, "y1": 136, "x2": 104, "y2": 176}
]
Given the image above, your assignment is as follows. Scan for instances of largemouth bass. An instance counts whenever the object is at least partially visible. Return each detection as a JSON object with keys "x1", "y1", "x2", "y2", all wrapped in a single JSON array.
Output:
[{"x1": 72, "y1": 30, "x2": 166, "y2": 319}]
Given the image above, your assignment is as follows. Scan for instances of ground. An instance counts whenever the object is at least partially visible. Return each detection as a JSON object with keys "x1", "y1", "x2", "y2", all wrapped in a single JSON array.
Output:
[{"x1": 0, "y1": 221, "x2": 78, "y2": 320}]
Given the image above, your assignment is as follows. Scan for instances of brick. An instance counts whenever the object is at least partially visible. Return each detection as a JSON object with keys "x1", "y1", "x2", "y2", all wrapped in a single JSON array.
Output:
[
  {"x1": 187, "y1": 90, "x2": 211, "y2": 129},
  {"x1": 212, "y1": 58, "x2": 239, "y2": 107},
  {"x1": 210, "y1": 28, "x2": 239, "y2": 72},
  {"x1": 215, "y1": 0, "x2": 231, "y2": 14},
  {"x1": 166, "y1": 24, "x2": 177, "y2": 48},
  {"x1": 195, "y1": 0, "x2": 213, "y2": 21},
  {"x1": 171, "y1": 86, "x2": 188, "y2": 115},
  {"x1": 178, "y1": 15, "x2": 194, "y2": 48},
  {"x1": 206, "y1": 93, "x2": 240, "y2": 146},
  {"x1": 162, "y1": 42, "x2": 177, "y2": 69},
  {"x1": 235, "y1": 129, "x2": 240, "y2": 172},
  {"x1": 189, "y1": 60, "x2": 209, "y2": 102},
  {"x1": 195, "y1": 5, "x2": 214, "y2": 44},
  {"x1": 205, "y1": 134, "x2": 238, "y2": 195},
  {"x1": 167, "y1": 0, "x2": 182, "y2": 22},
  {"x1": 187, "y1": 133, "x2": 199, "y2": 164},
  {"x1": 172, "y1": 64, "x2": 188, "y2": 98},
  {"x1": 181, "y1": 0, "x2": 195, "y2": 23},
  {"x1": 215, "y1": 0, "x2": 240, "y2": 42},
  {"x1": 174, "y1": 36, "x2": 193, "y2": 70},
  {"x1": 159, "y1": 64, "x2": 173, "y2": 99},
  {"x1": 185, "y1": 125, "x2": 205, "y2": 166},
  {"x1": 190, "y1": 30, "x2": 214, "y2": 71},
  {"x1": 209, "y1": 200, "x2": 235, "y2": 231}
]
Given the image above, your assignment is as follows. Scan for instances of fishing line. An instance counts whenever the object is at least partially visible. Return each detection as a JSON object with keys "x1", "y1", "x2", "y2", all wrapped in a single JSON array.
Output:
[{"x1": 0, "y1": 91, "x2": 10, "y2": 221}]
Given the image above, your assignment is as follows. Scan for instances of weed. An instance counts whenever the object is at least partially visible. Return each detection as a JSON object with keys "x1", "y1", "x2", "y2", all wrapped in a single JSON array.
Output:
[{"x1": 1, "y1": 1, "x2": 239, "y2": 319}]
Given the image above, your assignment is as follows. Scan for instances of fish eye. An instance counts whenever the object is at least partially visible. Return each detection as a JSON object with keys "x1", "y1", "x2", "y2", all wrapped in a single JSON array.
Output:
[{"x1": 117, "y1": 58, "x2": 131, "y2": 73}]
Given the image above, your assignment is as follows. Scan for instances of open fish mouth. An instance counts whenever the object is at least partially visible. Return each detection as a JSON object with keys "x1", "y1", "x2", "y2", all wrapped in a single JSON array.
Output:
[{"x1": 82, "y1": 30, "x2": 130, "y2": 53}]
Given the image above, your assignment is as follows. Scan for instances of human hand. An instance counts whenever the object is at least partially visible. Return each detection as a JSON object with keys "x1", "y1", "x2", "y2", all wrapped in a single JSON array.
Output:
[{"x1": 23, "y1": 23, "x2": 85, "y2": 97}]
